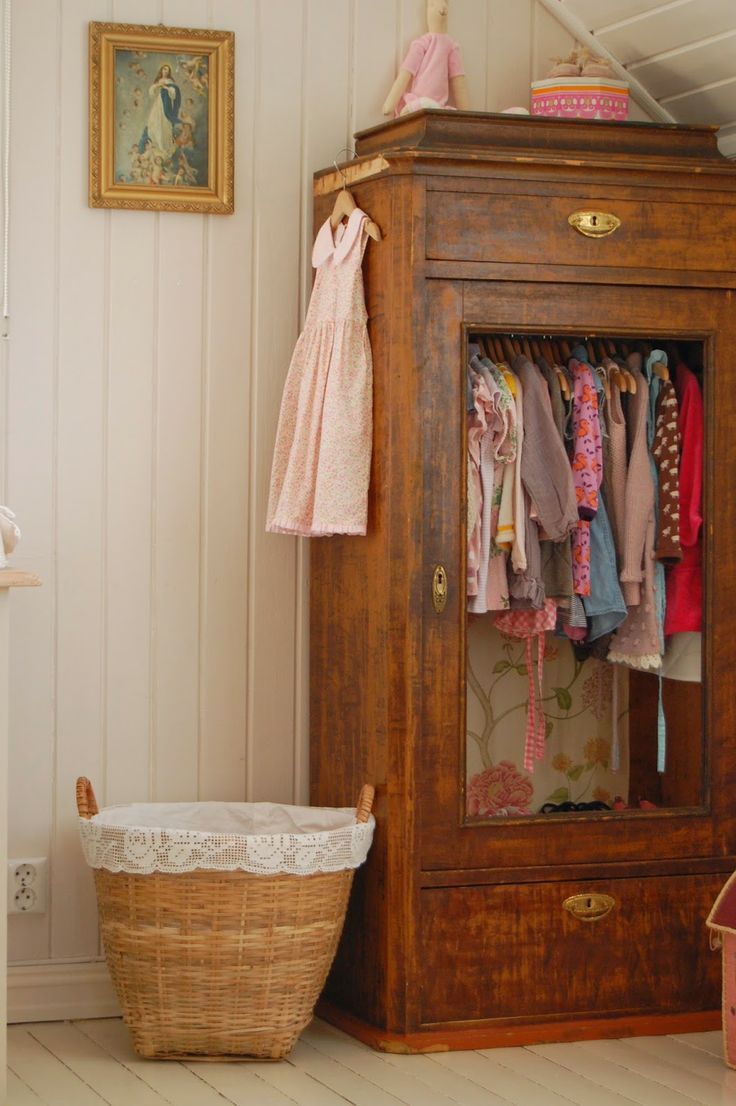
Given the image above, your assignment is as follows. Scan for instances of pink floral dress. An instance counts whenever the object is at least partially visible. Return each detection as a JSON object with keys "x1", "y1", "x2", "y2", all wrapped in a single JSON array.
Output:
[
  {"x1": 267, "y1": 209, "x2": 373, "y2": 537},
  {"x1": 569, "y1": 360, "x2": 603, "y2": 597}
]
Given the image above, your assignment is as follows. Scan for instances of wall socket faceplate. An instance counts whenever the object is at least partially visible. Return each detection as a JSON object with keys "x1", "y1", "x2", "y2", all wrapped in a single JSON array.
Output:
[{"x1": 8, "y1": 857, "x2": 48, "y2": 914}]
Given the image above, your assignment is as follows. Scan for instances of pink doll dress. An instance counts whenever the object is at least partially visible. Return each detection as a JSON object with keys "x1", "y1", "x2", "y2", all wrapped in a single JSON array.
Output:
[
  {"x1": 397, "y1": 33, "x2": 465, "y2": 116},
  {"x1": 267, "y1": 209, "x2": 373, "y2": 537}
]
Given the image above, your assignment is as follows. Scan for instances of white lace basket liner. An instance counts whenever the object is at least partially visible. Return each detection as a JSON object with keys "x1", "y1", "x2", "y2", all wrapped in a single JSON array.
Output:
[{"x1": 79, "y1": 799, "x2": 376, "y2": 876}]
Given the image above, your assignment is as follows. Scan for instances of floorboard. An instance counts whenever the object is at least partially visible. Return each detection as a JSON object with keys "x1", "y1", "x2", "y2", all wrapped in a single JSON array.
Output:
[
  {"x1": 6, "y1": 1018, "x2": 729, "y2": 1106},
  {"x1": 531, "y1": 1039, "x2": 710, "y2": 1106}
]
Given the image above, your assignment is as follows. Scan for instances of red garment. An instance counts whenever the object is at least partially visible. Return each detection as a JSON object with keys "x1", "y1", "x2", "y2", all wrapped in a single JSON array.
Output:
[{"x1": 664, "y1": 363, "x2": 702, "y2": 635}]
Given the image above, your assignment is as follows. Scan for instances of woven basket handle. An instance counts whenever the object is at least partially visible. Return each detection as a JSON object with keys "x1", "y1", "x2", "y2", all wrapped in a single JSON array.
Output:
[
  {"x1": 355, "y1": 785, "x2": 375, "y2": 823},
  {"x1": 76, "y1": 777, "x2": 99, "y2": 820}
]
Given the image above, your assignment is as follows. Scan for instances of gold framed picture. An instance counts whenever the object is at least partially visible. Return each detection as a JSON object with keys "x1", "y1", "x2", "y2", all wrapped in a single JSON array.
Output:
[{"x1": 89, "y1": 22, "x2": 234, "y2": 214}]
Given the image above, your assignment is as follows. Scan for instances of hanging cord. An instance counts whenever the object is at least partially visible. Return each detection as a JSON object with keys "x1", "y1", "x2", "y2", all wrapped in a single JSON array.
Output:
[{"x1": 1, "y1": 0, "x2": 10, "y2": 337}]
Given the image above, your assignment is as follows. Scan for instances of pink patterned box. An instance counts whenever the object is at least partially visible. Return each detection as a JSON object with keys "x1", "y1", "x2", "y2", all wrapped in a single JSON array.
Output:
[{"x1": 531, "y1": 77, "x2": 629, "y2": 121}]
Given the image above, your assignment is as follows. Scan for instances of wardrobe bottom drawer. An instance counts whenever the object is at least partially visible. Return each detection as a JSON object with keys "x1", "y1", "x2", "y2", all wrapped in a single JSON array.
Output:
[{"x1": 419, "y1": 874, "x2": 722, "y2": 1025}]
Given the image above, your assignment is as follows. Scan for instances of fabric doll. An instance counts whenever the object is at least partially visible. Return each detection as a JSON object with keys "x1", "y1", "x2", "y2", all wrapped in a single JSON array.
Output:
[
  {"x1": 382, "y1": 0, "x2": 470, "y2": 118},
  {"x1": 0, "y1": 506, "x2": 20, "y2": 568}
]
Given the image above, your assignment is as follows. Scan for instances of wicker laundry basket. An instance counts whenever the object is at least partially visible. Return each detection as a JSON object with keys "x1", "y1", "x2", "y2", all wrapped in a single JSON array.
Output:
[
  {"x1": 76, "y1": 777, "x2": 374, "y2": 1061},
  {"x1": 707, "y1": 870, "x2": 736, "y2": 1069}
]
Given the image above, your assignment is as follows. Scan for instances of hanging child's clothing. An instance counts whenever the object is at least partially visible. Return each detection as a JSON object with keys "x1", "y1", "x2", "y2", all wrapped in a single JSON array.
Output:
[
  {"x1": 664, "y1": 361, "x2": 703, "y2": 635},
  {"x1": 536, "y1": 356, "x2": 574, "y2": 602},
  {"x1": 267, "y1": 210, "x2": 373, "y2": 537},
  {"x1": 608, "y1": 369, "x2": 662, "y2": 670},
  {"x1": 511, "y1": 356, "x2": 577, "y2": 609},
  {"x1": 569, "y1": 359, "x2": 603, "y2": 598},
  {"x1": 468, "y1": 354, "x2": 513, "y2": 613},
  {"x1": 467, "y1": 368, "x2": 493, "y2": 598}
]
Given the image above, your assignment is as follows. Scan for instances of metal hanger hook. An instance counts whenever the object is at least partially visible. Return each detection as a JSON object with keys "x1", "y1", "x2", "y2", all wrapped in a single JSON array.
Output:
[{"x1": 333, "y1": 146, "x2": 356, "y2": 190}]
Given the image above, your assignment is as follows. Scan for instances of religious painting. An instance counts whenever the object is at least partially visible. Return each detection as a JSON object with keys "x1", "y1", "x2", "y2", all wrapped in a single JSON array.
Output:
[{"x1": 89, "y1": 22, "x2": 234, "y2": 214}]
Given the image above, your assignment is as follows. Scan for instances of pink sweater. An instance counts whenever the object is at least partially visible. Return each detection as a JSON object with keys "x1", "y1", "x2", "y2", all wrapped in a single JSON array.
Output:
[{"x1": 618, "y1": 360, "x2": 654, "y2": 605}]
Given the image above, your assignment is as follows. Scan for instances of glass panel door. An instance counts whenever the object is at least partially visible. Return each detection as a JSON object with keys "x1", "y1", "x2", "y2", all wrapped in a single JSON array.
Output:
[{"x1": 464, "y1": 333, "x2": 705, "y2": 822}]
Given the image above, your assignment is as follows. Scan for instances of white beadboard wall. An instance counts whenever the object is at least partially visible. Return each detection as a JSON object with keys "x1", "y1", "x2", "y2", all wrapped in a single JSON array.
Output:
[{"x1": 4, "y1": 0, "x2": 652, "y2": 974}]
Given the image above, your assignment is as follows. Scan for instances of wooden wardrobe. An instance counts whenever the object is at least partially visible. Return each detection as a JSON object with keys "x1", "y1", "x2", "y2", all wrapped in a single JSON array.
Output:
[{"x1": 309, "y1": 111, "x2": 736, "y2": 1052}]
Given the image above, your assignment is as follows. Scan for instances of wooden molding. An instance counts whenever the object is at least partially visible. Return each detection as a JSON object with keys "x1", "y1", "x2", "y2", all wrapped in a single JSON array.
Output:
[
  {"x1": 313, "y1": 156, "x2": 390, "y2": 197},
  {"x1": 8, "y1": 961, "x2": 120, "y2": 1023},
  {"x1": 0, "y1": 570, "x2": 41, "y2": 589},
  {"x1": 317, "y1": 999, "x2": 722, "y2": 1054}
]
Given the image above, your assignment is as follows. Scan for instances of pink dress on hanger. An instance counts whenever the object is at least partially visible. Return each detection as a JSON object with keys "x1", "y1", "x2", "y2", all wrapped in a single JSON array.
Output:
[{"x1": 267, "y1": 209, "x2": 373, "y2": 537}]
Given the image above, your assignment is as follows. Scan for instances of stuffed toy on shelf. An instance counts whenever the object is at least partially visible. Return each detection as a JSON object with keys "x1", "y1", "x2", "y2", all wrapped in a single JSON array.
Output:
[{"x1": 383, "y1": 0, "x2": 469, "y2": 118}]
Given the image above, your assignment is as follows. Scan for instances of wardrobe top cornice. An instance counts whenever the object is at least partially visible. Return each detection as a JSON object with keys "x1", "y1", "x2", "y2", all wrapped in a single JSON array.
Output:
[{"x1": 337, "y1": 110, "x2": 736, "y2": 181}]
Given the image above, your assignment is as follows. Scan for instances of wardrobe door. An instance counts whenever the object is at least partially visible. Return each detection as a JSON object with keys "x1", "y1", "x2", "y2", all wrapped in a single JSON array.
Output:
[{"x1": 420, "y1": 277, "x2": 736, "y2": 875}]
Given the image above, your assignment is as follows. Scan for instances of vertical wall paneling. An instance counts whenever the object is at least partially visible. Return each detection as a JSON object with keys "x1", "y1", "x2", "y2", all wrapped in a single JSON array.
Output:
[
  {"x1": 196, "y1": 0, "x2": 252, "y2": 801},
  {"x1": 51, "y1": 0, "x2": 111, "y2": 961},
  {"x1": 247, "y1": 0, "x2": 304, "y2": 803},
  {"x1": 150, "y1": 0, "x2": 209, "y2": 802},
  {"x1": 294, "y1": 0, "x2": 353, "y2": 803},
  {"x1": 104, "y1": 214, "x2": 156, "y2": 807},
  {"x1": 448, "y1": 0, "x2": 489, "y2": 112},
  {"x1": 352, "y1": 0, "x2": 399, "y2": 136},
  {"x1": 103, "y1": 0, "x2": 159, "y2": 807},
  {"x1": 487, "y1": 0, "x2": 534, "y2": 111},
  {"x1": 6, "y1": 0, "x2": 60, "y2": 964}
]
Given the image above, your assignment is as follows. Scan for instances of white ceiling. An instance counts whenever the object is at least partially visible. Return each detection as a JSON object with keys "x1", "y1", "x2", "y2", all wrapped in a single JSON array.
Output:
[{"x1": 559, "y1": 0, "x2": 736, "y2": 157}]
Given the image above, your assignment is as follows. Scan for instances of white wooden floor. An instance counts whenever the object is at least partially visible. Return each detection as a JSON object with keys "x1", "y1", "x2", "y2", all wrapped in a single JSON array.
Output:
[{"x1": 6, "y1": 1018, "x2": 732, "y2": 1106}]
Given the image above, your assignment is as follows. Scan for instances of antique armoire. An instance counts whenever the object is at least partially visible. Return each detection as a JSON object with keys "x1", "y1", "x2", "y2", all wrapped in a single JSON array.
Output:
[{"x1": 309, "y1": 111, "x2": 736, "y2": 1051}]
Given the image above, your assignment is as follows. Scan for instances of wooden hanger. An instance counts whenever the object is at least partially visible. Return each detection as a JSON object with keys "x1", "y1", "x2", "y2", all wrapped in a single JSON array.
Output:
[
  {"x1": 560, "y1": 338, "x2": 572, "y2": 360},
  {"x1": 511, "y1": 336, "x2": 522, "y2": 357},
  {"x1": 595, "y1": 365, "x2": 611, "y2": 402},
  {"x1": 651, "y1": 357, "x2": 670, "y2": 382},
  {"x1": 329, "y1": 162, "x2": 382, "y2": 242},
  {"x1": 557, "y1": 368, "x2": 571, "y2": 401},
  {"x1": 624, "y1": 364, "x2": 637, "y2": 393},
  {"x1": 586, "y1": 340, "x2": 596, "y2": 363},
  {"x1": 614, "y1": 365, "x2": 628, "y2": 393},
  {"x1": 546, "y1": 339, "x2": 571, "y2": 400},
  {"x1": 530, "y1": 338, "x2": 542, "y2": 361},
  {"x1": 492, "y1": 336, "x2": 506, "y2": 363},
  {"x1": 595, "y1": 339, "x2": 607, "y2": 363},
  {"x1": 603, "y1": 357, "x2": 624, "y2": 392},
  {"x1": 521, "y1": 337, "x2": 533, "y2": 360},
  {"x1": 501, "y1": 335, "x2": 516, "y2": 363}
]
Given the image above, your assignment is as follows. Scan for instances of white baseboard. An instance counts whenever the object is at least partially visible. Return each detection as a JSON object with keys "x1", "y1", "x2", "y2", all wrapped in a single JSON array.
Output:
[{"x1": 8, "y1": 960, "x2": 120, "y2": 1023}]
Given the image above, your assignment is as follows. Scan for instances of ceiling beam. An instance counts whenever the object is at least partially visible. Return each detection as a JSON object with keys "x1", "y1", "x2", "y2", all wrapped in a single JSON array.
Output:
[
  {"x1": 594, "y1": 0, "x2": 695, "y2": 37},
  {"x1": 628, "y1": 28, "x2": 736, "y2": 74},
  {"x1": 537, "y1": 0, "x2": 676, "y2": 122}
]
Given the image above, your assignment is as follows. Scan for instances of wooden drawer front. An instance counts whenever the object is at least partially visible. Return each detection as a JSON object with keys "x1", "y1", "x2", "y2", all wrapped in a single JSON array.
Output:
[
  {"x1": 419, "y1": 874, "x2": 721, "y2": 1025},
  {"x1": 425, "y1": 191, "x2": 736, "y2": 274}
]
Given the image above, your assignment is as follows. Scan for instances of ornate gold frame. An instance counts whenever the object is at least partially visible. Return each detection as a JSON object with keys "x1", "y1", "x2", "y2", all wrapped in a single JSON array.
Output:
[{"x1": 89, "y1": 22, "x2": 234, "y2": 214}]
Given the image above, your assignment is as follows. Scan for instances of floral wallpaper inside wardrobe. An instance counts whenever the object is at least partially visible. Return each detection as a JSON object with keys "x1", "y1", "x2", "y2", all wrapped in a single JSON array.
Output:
[{"x1": 466, "y1": 621, "x2": 630, "y2": 817}]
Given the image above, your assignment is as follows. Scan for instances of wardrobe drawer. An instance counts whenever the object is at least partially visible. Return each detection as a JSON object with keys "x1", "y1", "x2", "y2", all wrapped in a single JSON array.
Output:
[
  {"x1": 419, "y1": 874, "x2": 721, "y2": 1025},
  {"x1": 425, "y1": 190, "x2": 736, "y2": 274}
]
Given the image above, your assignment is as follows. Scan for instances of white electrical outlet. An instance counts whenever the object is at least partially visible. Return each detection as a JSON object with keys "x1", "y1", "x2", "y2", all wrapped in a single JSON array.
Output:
[{"x1": 8, "y1": 857, "x2": 48, "y2": 914}]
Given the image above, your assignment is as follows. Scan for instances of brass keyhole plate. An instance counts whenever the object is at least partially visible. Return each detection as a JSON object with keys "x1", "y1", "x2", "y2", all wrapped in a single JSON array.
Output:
[
  {"x1": 568, "y1": 211, "x2": 621, "y2": 238},
  {"x1": 432, "y1": 565, "x2": 448, "y2": 613},
  {"x1": 563, "y1": 892, "x2": 616, "y2": 922}
]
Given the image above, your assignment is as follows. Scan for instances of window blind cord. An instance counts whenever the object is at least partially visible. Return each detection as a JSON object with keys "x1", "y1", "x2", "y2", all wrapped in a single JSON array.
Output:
[{"x1": 1, "y1": 0, "x2": 10, "y2": 338}]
